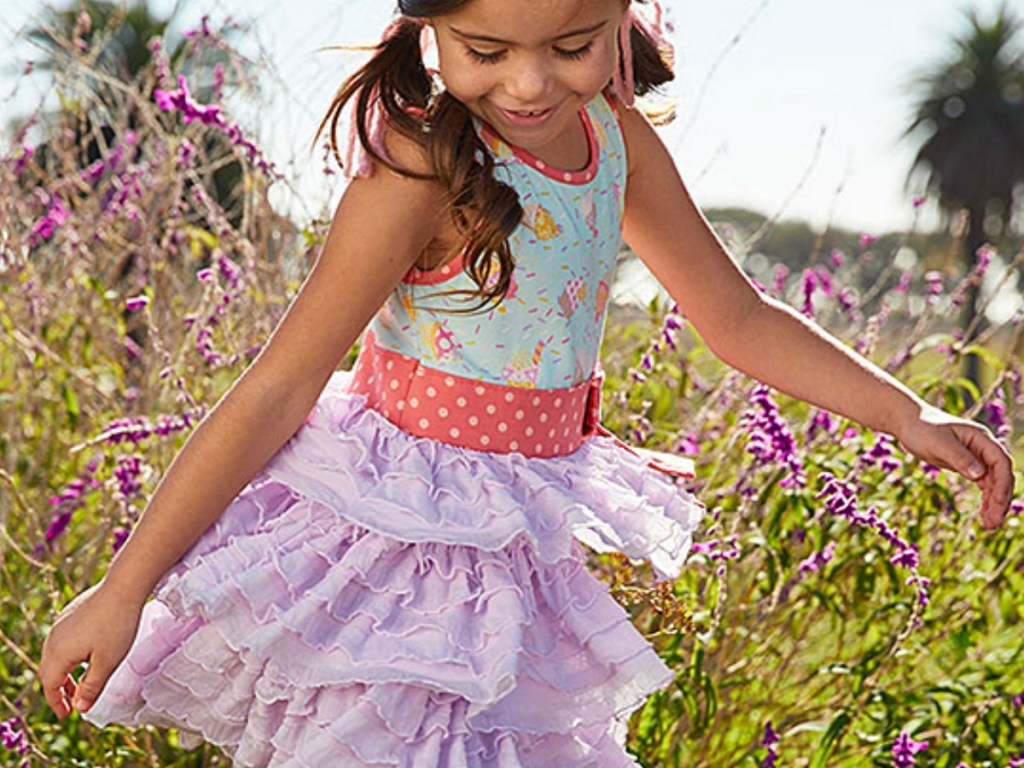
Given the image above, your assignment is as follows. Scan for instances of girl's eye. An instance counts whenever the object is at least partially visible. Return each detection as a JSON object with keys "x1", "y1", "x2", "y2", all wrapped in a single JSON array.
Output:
[
  {"x1": 554, "y1": 41, "x2": 593, "y2": 61},
  {"x1": 466, "y1": 47, "x2": 506, "y2": 64}
]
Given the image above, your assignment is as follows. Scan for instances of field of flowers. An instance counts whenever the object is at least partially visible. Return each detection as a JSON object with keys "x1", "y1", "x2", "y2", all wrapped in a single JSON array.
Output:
[{"x1": 1, "y1": 14, "x2": 1023, "y2": 768}]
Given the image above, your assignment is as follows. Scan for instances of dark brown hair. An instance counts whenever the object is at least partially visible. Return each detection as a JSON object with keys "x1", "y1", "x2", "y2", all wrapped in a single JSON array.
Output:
[{"x1": 317, "y1": 0, "x2": 674, "y2": 311}]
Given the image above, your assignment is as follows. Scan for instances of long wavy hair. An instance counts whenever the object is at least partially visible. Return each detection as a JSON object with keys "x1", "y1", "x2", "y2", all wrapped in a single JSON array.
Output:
[{"x1": 317, "y1": 0, "x2": 674, "y2": 311}]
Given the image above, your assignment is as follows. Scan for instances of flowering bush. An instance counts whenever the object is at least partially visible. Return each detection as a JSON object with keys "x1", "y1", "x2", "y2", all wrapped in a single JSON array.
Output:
[{"x1": 1, "y1": 9, "x2": 1022, "y2": 768}]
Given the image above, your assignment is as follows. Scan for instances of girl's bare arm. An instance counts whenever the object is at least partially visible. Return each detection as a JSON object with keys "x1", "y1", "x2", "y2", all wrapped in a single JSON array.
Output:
[
  {"x1": 618, "y1": 103, "x2": 1014, "y2": 529},
  {"x1": 39, "y1": 141, "x2": 445, "y2": 717}
]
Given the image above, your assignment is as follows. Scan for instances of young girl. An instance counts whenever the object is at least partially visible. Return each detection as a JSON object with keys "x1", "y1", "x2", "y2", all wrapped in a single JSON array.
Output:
[{"x1": 40, "y1": 0, "x2": 1014, "y2": 765}]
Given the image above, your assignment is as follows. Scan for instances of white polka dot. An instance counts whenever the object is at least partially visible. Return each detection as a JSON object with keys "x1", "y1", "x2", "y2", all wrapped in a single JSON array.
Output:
[
  {"x1": 535, "y1": 443, "x2": 543, "y2": 452},
  {"x1": 469, "y1": 416, "x2": 479, "y2": 426},
  {"x1": 498, "y1": 422, "x2": 508, "y2": 433},
  {"x1": 554, "y1": 443, "x2": 561, "y2": 453},
  {"x1": 419, "y1": 418, "x2": 430, "y2": 429},
  {"x1": 457, "y1": 397, "x2": 467, "y2": 407},
  {"x1": 415, "y1": 367, "x2": 425, "y2": 377},
  {"x1": 563, "y1": 172, "x2": 573, "y2": 182},
  {"x1": 438, "y1": 407, "x2": 449, "y2": 418},
  {"x1": 535, "y1": 159, "x2": 546, "y2": 169},
  {"x1": 509, "y1": 440, "x2": 519, "y2": 451},
  {"x1": 386, "y1": 360, "x2": 394, "y2": 371},
  {"x1": 560, "y1": 413, "x2": 567, "y2": 423},
  {"x1": 409, "y1": 397, "x2": 420, "y2": 408},
  {"x1": 563, "y1": 427, "x2": 571, "y2": 437},
  {"x1": 486, "y1": 404, "x2": 497, "y2": 415},
  {"x1": 481, "y1": 435, "x2": 491, "y2": 446},
  {"x1": 475, "y1": 386, "x2": 486, "y2": 395},
  {"x1": 449, "y1": 427, "x2": 461, "y2": 438},
  {"x1": 367, "y1": 375, "x2": 376, "y2": 386},
  {"x1": 555, "y1": 398, "x2": 563, "y2": 408},
  {"x1": 531, "y1": 396, "x2": 541, "y2": 406},
  {"x1": 548, "y1": 428, "x2": 556, "y2": 438},
  {"x1": 504, "y1": 392, "x2": 515, "y2": 403},
  {"x1": 426, "y1": 386, "x2": 437, "y2": 398},
  {"x1": 515, "y1": 410, "x2": 525, "y2": 421},
  {"x1": 390, "y1": 380, "x2": 399, "y2": 390},
  {"x1": 396, "y1": 400, "x2": 405, "y2": 411},
  {"x1": 445, "y1": 376, "x2": 456, "y2": 387},
  {"x1": 539, "y1": 412, "x2": 549, "y2": 423}
]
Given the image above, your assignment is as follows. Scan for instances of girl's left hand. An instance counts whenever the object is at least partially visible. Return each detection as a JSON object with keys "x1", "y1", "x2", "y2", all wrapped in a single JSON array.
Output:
[{"x1": 896, "y1": 403, "x2": 1016, "y2": 530}]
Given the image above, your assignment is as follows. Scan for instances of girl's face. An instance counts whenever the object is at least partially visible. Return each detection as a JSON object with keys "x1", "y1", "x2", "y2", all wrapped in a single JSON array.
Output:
[{"x1": 432, "y1": 0, "x2": 626, "y2": 160}]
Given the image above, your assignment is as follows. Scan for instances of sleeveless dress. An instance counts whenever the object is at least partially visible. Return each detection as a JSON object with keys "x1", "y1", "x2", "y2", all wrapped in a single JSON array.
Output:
[{"x1": 83, "y1": 92, "x2": 706, "y2": 767}]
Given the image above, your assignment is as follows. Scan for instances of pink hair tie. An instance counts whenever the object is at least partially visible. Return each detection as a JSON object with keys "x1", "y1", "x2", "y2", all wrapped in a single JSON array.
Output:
[
  {"x1": 340, "y1": 19, "x2": 416, "y2": 179},
  {"x1": 613, "y1": 0, "x2": 674, "y2": 108}
]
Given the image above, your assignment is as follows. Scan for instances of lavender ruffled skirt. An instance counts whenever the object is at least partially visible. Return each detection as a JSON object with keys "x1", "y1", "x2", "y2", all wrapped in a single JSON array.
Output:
[{"x1": 83, "y1": 372, "x2": 705, "y2": 766}]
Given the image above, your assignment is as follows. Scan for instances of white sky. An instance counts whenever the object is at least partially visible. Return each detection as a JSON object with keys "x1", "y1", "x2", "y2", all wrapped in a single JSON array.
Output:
[{"x1": 2, "y1": 0, "x2": 1020, "y2": 235}]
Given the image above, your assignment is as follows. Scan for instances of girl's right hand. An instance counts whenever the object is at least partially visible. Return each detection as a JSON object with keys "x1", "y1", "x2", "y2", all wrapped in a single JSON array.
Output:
[{"x1": 39, "y1": 581, "x2": 143, "y2": 719}]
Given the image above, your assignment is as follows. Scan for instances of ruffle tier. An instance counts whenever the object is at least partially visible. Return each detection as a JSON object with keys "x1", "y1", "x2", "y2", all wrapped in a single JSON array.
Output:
[{"x1": 83, "y1": 373, "x2": 705, "y2": 766}]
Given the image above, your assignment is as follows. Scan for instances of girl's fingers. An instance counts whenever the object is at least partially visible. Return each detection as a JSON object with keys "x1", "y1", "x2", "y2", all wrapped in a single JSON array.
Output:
[
  {"x1": 955, "y1": 424, "x2": 1015, "y2": 528},
  {"x1": 40, "y1": 656, "x2": 80, "y2": 720}
]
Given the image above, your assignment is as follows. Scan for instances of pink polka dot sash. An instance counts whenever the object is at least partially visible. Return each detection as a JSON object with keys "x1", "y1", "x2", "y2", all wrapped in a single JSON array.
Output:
[{"x1": 348, "y1": 333, "x2": 599, "y2": 459}]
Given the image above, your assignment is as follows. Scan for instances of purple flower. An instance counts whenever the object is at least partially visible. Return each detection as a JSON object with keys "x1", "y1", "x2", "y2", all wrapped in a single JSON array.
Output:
[
  {"x1": 124, "y1": 294, "x2": 149, "y2": 312},
  {"x1": 114, "y1": 455, "x2": 143, "y2": 500},
  {"x1": 817, "y1": 473, "x2": 929, "y2": 608},
  {"x1": 807, "y1": 409, "x2": 838, "y2": 440},
  {"x1": 973, "y1": 245, "x2": 993, "y2": 276},
  {"x1": 154, "y1": 75, "x2": 222, "y2": 125},
  {"x1": 814, "y1": 266, "x2": 834, "y2": 297},
  {"x1": 0, "y1": 717, "x2": 28, "y2": 756},
  {"x1": 984, "y1": 389, "x2": 1010, "y2": 443},
  {"x1": 676, "y1": 433, "x2": 700, "y2": 456},
  {"x1": 741, "y1": 384, "x2": 804, "y2": 488},
  {"x1": 217, "y1": 253, "x2": 242, "y2": 284},
  {"x1": 772, "y1": 264, "x2": 789, "y2": 296},
  {"x1": 858, "y1": 434, "x2": 903, "y2": 475},
  {"x1": 45, "y1": 466, "x2": 101, "y2": 543},
  {"x1": 837, "y1": 288, "x2": 857, "y2": 312},
  {"x1": 892, "y1": 731, "x2": 927, "y2": 767},
  {"x1": 830, "y1": 249, "x2": 845, "y2": 268},
  {"x1": 30, "y1": 196, "x2": 70, "y2": 244},
  {"x1": 924, "y1": 270, "x2": 944, "y2": 295},
  {"x1": 759, "y1": 721, "x2": 780, "y2": 767},
  {"x1": 798, "y1": 541, "x2": 837, "y2": 576},
  {"x1": 860, "y1": 233, "x2": 878, "y2": 248},
  {"x1": 912, "y1": 196, "x2": 927, "y2": 208},
  {"x1": 801, "y1": 269, "x2": 817, "y2": 317},
  {"x1": 894, "y1": 272, "x2": 912, "y2": 295}
]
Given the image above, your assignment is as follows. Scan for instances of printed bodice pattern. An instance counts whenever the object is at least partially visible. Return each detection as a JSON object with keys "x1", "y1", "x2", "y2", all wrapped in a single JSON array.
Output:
[{"x1": 369, "y1": 92, "x2": 627, "y2": 390}]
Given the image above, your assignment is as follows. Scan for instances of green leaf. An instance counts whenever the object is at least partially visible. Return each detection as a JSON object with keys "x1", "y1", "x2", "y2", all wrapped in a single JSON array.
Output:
[
  {"x1": 62, "y1": 381, "x2": 80, "y2": 430},
  {"x1": 808, "y1": 710, "x2": 852, "y2": 768}
]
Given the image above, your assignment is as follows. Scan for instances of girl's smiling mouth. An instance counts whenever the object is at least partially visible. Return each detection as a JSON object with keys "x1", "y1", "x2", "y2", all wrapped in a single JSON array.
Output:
[{"x1": 496, "y1": 105, "x2": 557, "y2": 127}]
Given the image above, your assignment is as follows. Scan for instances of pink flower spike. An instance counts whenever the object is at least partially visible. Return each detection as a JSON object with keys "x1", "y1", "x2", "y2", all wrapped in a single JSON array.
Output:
[
  {"x1": 124, "y1": 295, "x2": 149, "y2": 312},
  {"x1": 196, "y1": 268, "x2": 214, "y2": 283},
  {"x1": 859, "y1": 234, "x2": 877, "y2": 248}
]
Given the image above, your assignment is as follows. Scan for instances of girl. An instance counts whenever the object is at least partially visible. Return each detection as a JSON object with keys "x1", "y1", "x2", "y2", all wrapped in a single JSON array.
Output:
[{"x1": 40, "y1": 0, "x2": 1014, "y2": 765}]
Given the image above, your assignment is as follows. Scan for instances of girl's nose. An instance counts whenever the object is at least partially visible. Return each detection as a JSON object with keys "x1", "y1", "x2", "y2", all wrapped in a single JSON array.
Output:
[{"x1": 505, "y1": 58, "x2": 550, "y2": 103}]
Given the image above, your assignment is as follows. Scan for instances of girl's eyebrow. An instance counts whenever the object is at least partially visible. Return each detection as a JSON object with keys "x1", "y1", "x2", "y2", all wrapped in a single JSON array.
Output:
[{"x1": 448, "y1": 20, "x2": 609, "y2": 45}]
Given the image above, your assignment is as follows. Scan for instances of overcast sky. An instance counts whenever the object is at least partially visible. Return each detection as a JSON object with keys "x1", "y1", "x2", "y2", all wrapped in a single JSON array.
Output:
[{"x1": 2, "y1": 0, "x2": 1019, "y2": 236}]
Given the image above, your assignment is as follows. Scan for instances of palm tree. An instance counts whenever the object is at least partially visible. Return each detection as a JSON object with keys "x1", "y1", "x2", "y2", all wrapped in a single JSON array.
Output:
[{"x1": 905, "y1": 4, "x2": 1024, "y2": 390}]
